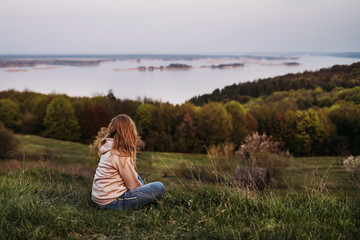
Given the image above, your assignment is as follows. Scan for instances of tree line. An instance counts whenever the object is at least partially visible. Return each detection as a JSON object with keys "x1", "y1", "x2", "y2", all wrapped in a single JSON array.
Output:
[
  {"x1": 1, "y1": 62, "x2": 360, "y2": 156},
  {"x1": 190, "y1": 62, "x2": 360, "y2": 105}
]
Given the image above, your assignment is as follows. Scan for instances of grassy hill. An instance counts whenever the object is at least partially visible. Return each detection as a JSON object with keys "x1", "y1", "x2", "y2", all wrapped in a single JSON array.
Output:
[
  {"x1": 1, "y1": 135, "x2": 359, "y2": 239},
  {"x1": 6, "y1": 135, "x2": 356, "y2": 191},
  {"x1": 1, "y1": 168, "x2": 359, "y2": 239}
]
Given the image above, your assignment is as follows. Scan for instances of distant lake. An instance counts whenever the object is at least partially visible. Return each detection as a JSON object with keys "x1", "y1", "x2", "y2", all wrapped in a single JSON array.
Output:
[{"x1": 0, "y1": 54, "x2": 359, "y2": 104}]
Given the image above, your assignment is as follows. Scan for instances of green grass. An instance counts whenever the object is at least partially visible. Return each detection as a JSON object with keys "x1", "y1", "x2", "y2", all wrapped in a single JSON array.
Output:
[
  {"x1": 0, "y1": 168, "x2": 359, "y2": 239},
  {"x1": 137, "y1": 151, "x2": 209, "y2": 168},
  {"x1": 6, "y1": 135, "x2": 358, "y2": 191},
  {"x1": 281, "y1": 157, "x2": 353, "y2": 192},
  {"x1": 1, "y1": 135, "x2": 360, "y2": 239},
  {"x1": 18, "y1": 135, "x2": 96, "y2": 164}
]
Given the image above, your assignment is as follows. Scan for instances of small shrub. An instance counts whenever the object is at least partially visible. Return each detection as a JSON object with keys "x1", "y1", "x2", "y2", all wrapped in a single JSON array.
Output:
[
  {"x1": 343, "y1": 155, "x2": 360, "y2": 177},
  {"x1": 0, "y1": 123, "x2": 19, "y2": 157},
  {"x1": 236, "y1": 132, "x2": 291, "y2": 160},
  {"x1": 235, "y1": 132, "x2": 291, "y2": 182}
]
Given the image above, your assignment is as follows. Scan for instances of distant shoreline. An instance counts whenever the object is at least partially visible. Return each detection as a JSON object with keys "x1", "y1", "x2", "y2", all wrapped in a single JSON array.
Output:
[
  {"x1": 1, "y1": 52, "x2": 358, "y2": 70},
  {"x1": 0, "y1": 52, "x2": 358, "y2": 68},
  {"x1": 0, "y1": 54, "x2": 300, "y2": 69}
]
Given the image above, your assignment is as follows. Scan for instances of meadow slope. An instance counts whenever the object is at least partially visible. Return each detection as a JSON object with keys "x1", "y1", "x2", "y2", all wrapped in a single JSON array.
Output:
[{"x1": 0, "y1": 135, "x2": 359, "y2": 239}]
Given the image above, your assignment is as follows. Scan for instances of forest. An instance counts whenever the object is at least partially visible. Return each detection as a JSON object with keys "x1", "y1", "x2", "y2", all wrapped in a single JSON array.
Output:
[
  {"x1": 1, "y1": 61, "x2": 360, "y2": 157},
  {"x1": 190, "y1": 62, "x2": 360, "y2": 104}
]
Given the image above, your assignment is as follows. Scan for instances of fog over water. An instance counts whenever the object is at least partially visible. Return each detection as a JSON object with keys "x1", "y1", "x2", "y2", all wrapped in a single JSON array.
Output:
[{"x1": 0, "y1": 55, "x2": 359, "y2": 104}]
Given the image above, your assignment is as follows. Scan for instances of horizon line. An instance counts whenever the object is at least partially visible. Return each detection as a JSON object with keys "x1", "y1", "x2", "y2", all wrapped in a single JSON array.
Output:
[{"x1": 0, "y1": 51, "x2": 360, "y2": 57}]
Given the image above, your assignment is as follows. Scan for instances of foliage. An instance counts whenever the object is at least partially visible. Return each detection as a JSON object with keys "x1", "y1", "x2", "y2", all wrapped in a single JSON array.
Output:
[
  {"x1": 279, "y1": 108, "x2": 330, "y2": 156},
  {"x1": 329, "y1": 102, "x2": 360, "y2": 155},
  {"x1": 0, "y1": 123, "x2": 19, "y2": 157},
  {"x1": 80, "y1": 104, "x2": 111, "y2": 143},
  {"x1": 43, "y1": 96, "x2": 81, "y2": 141},
  {"x1": 198, "y1": 102, "x2": 233, "y2": 146},
  {"x1": 173, "y1": 103, "x2": 200, "y2": 152},
  {"x1": 0, "y1": 98, "x2": 20, "y2": 130},
  {"x1": 190, "y1": 62, "x2": 360, "y2": 105},
  {"x1": 334, "y1": 86, "x2": 360, "y2": 104},
  {"x1": 20, "y1": 112, "x2": 40, "y2": 134},
  {"x1": 224, "y1": 101, "x2": 249, "y2": 147}
]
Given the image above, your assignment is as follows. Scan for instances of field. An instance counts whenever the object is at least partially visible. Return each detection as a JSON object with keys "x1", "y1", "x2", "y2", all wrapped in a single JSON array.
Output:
[{"x1": 0, "y1": 135, "x2": 359, "y2": 239}]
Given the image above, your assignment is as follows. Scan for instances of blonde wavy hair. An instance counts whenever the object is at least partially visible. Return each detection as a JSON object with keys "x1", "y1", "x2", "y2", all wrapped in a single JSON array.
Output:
[{"x1": 100, "y1": 114, "x2": 138, "y2": 166}]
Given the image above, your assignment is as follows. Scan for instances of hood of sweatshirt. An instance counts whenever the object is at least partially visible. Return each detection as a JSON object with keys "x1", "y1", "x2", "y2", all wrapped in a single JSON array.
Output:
[{"x1": 99, "y1": 138, "x2": 114, "y2": 155}]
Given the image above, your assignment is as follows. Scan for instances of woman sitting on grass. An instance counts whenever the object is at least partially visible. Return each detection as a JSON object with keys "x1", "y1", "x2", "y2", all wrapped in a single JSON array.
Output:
[{"x1": 91, "y1": 114, "x2": 165, "y2": 210}]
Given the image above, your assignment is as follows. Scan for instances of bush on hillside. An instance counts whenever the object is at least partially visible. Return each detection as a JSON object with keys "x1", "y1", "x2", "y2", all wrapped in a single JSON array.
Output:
[
  {"x1": 0, "y1": 123, "x2": 19, "y2": 157},
  {"x1": 236, "y1": 132, "x2": 291, "y2": 175}
]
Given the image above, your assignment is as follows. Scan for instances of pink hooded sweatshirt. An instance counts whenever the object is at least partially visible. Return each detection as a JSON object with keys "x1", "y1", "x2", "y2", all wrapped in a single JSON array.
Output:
[{"x1": 91, "y1": 138, "x2": 142, "y2": 206}]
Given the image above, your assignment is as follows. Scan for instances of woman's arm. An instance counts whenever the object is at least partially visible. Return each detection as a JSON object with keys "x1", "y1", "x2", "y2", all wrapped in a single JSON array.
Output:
[{"x1": 113, "y1": 156, "x2": 142, "y2": 189}]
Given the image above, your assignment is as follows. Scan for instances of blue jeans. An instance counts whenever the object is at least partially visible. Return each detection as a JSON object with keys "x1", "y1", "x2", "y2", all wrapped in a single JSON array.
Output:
[{"x1": 99, "y1": 175, "x2": 165, "y2": 211}]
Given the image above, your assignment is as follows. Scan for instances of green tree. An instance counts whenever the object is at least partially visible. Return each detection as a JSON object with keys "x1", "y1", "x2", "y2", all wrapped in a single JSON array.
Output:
[
  {"x1": 329, "y1": 102, "x2": 360, "y2": 155},
  {"x1": 135, "y1": 103, "x2": 155, "y2": 137},
  {"x1": 174, "y1": 103, "x2": 200, "y2": 152},
  {"x1": 198, "y1": 102, "x2": 233, "y2": 146},
  {"x1": 135, "y1": 104, "x2": 156, "y2": 150},
  {"x1": 80, "y1": 104, "x2": 111, "y2": 143},
  {"x1": 146, "y1": 103, "x2": 175, "y2": 152},
  {"x1": 0, "y1": 98, "x2": 20, "y2": 130},
  {"x1": 28, "y1": 94, "x2": 53, "y2": 132},
  {"x1": 43, "y1": 96, "x2": 81, "y2": 141},
  {"x1": 224, "y1": 101, "x2": 248, "y2": 147},
  {"x1": 20, "y1": 112, "x2": 40, "y2": 134},
  {"x1": 279, "y1": 109, "x2": 328, "y2": 156}
]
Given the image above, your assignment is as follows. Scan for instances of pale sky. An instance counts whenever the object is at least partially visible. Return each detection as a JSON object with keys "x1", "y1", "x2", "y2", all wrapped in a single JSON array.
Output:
[{"x1": 0, "y1": 0, "x2": 359, "y2": 54}]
